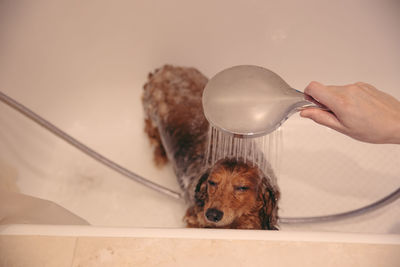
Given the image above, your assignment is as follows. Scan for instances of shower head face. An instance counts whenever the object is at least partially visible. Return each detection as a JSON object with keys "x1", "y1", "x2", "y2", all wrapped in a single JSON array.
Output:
[{"x1": 202, "y1": 65, "x2": 305, "y2": 138}]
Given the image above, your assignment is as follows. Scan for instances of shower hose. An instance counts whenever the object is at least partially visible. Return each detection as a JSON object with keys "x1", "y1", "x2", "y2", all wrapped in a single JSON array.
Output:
[{"x1": 1, "y1": 90, "x2": 399, "y2": 224}]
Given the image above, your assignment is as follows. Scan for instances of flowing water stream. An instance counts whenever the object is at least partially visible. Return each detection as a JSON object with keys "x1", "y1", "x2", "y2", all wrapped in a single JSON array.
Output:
[{"x1": 205, "y1": 126, "x2": 282, "y2": 184}]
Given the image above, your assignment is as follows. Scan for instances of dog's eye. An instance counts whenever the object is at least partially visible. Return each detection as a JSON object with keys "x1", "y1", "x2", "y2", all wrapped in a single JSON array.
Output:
[
  {"x1": 235, "y1": 186, "x2": 250, "y2": 192},
  {"x1": 208, "y1": 180, "x2": 217, "y2": 186}
]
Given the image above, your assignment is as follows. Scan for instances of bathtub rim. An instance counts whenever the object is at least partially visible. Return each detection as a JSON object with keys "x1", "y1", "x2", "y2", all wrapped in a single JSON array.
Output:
[{"x1": 0, "y1": 224, "x2": 399, "y2": 245}]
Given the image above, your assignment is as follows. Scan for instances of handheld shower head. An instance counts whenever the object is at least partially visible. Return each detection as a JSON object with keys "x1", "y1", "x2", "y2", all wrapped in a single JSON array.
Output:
[{"x1": 202, "y1": 65, "x2": 328, "y2": 137}]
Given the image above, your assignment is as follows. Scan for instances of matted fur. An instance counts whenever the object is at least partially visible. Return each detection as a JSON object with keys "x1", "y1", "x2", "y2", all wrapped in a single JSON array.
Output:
[{"x1": 142, "y1": 65, "x2": 279, "y2": 229}]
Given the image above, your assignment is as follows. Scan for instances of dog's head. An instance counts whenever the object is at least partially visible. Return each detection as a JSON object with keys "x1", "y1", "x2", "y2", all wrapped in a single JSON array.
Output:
[{"x1": 192, "y1": 158, "x2": 279, "y2": 229}]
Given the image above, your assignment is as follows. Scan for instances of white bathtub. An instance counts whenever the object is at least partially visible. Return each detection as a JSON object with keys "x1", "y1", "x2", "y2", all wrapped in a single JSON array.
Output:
[{"x1": 1, "y1": 0, "x2": 399, "y2": 254}]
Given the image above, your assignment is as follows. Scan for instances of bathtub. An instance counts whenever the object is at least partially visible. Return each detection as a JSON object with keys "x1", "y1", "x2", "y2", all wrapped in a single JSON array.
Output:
[{"x1": 0, "y1": 0, "x2": 399, "y2": 265}]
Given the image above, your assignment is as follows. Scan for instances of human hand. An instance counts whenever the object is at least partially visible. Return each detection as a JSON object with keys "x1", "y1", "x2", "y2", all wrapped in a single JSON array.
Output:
[{"x1": 300, "y1": 81, "x2": 400, "y2": 144}]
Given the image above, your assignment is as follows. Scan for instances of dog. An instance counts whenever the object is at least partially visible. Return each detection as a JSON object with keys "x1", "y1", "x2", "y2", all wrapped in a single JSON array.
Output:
[{"x1": 142, "y1": 65, "x2": 279, "y2": 229}]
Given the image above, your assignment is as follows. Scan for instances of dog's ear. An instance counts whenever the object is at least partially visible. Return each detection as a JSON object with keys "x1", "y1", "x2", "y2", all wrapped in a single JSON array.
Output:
[
  {"x1": 258, "y1": 177, "x2": 280, "y2": 230},
  {"x1": 194, "y1": 170, "x2": 209, "y2": 207}
]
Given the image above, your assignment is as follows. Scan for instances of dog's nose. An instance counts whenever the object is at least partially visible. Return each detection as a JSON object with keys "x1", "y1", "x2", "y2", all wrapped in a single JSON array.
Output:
[{"x1": 206, "y1": 208, "x2": 224, "y2": 222}]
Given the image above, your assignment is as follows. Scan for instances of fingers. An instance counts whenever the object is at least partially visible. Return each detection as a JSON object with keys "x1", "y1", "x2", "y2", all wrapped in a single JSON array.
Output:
[
  {"x1": 302, "y1": 81, "x2": 342, "y2": 130},
  {"x1": 300, "y1": 108, "x2": 346, "y2": 133}
]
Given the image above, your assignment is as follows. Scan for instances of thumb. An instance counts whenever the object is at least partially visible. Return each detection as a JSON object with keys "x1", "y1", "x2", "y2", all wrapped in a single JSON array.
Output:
[{"x1": 304, "y1": 81, "x2": 336, "y2": 110}]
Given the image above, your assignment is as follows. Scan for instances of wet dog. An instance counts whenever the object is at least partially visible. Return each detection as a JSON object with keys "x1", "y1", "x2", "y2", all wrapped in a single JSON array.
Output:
[{"x1": 142, "y1": 65, "x2": 279, "y2": 229}]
